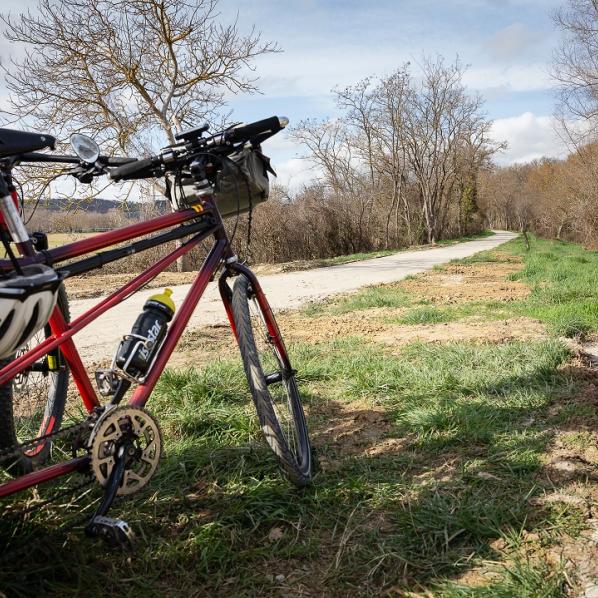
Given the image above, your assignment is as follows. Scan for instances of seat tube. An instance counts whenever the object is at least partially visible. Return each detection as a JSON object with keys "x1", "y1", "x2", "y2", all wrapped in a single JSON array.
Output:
[{"x1": 48, "y1": 307, "x2": 100, "y2": 412}]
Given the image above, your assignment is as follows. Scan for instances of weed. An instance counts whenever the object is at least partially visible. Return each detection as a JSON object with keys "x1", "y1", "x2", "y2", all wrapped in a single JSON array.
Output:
[{"x1": 397, "y1": 306, "x2": 453, "y2": 325}]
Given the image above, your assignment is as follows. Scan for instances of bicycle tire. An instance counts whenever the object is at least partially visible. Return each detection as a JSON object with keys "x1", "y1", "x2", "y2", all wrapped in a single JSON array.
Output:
[
  {"x1": 0, "y1": 285, "x2": 70, "y2": 474},
  {"x1": 231, "y1": 274, "x2": 312, "y2": 487}
]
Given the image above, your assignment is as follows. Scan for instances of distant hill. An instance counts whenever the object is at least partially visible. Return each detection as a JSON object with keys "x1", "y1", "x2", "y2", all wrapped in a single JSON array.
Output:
[{"x1": 37, "y1": 197, "x2": 169, "y2": 216}]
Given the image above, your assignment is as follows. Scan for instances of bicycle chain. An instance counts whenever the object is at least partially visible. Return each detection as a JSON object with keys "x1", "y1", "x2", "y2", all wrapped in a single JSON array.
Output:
[{"x1": 0, "y1": 416, "x2": 94, "y2": 464}]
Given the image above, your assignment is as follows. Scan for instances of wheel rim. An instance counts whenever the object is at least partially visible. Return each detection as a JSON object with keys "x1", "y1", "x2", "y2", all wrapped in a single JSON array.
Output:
[
  {"x1": 12, "y1": 328, "x2": 58, "y2": 445},
  {"x1": 10, "y1": 318, "x2": 77, "y2": 461}
]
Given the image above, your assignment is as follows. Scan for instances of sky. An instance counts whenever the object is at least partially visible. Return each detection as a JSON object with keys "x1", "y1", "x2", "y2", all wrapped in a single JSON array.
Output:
[
  {"x1": 224, "y1": 0, "x2": 568, "y2": 188},
  {"x1": 0, "y1": 0, "x2": 569, "y2": 191}
]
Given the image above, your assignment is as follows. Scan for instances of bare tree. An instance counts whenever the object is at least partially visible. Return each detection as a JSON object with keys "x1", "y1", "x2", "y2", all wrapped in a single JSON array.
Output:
[
  {"x1": 292, "y1": 58, "x2": 498, "y2": 247},
  {"x1": 371, "y1": 69, "x2": 412, "y2": 246},
  {"x1": 553, "y1": 0, "x2": 598, "y2": 143},
  {"x1": 3, "y1": 0, "x2": 277, "y2": 151},
  {"x1": 2, "y1": 0, "x2": 277, "y2": 269},
  {"x1": 400, "y1": 57, "x2": 496, "y2": 243}
]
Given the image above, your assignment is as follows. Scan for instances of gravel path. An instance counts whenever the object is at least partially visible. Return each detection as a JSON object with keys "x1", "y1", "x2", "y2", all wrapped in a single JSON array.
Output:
[{"x1": 70, "y1": 230, "x2": 517, "y2": 362}]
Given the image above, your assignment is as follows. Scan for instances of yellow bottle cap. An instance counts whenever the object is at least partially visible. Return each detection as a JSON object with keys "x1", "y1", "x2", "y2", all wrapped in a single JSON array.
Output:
[{"x1": 148, "y1": 288, "x2": 176, "y2": 313}]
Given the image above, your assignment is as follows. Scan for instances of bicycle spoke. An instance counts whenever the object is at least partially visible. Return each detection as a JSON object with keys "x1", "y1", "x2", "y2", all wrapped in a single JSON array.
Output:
[{"x1": 248, "y1": 298, "x2": 299, "y2": 460}]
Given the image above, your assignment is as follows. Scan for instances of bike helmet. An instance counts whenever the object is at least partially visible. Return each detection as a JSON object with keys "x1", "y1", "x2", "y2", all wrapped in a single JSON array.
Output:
[{"x1": 0, "y1": 264, "x2": 62, "y2": 360}]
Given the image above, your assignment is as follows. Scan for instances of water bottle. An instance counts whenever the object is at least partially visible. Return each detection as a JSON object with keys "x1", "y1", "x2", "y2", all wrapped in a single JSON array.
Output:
[{"x1": 115, "y1": 288, "x2": 175, "y2": 380}]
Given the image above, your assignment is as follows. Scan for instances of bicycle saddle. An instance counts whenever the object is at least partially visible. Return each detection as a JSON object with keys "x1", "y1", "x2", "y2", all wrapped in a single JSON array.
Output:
[{"x1": 0, "y1": 128, "x2": 56, "y2": 158}]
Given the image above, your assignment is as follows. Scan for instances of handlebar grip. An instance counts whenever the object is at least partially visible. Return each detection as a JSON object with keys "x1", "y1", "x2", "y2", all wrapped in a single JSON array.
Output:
[
  {"x1": 103, "y1": 156, "x2": 138, "y2": 166},
  {"x1": 109, "y1": 157, "x2": 159, "y2": 182},
  {"x1": 224, "y1": 116, "x2": 288, "y2": 143}
]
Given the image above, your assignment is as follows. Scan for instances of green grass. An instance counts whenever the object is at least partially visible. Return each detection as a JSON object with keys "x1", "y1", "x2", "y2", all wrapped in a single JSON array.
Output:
[
  {"x1": 303, "y1": 284, "x2": 415, "y2": 316},
  {"x1": 436, "y1": 557, "x2": 568, "y2": 597},
  {"x1": 317, "y1": 230, "x2": 495, "y2": 266},
  {"x1": 449, "y1": 249, "x2": 503, "y2": 265},
  {"x1": 0, "y1": 335, "x2": 580, "y2": 595},
  {"x1": 435, "y1": 229, "x2": 495, "y2": 245},
  {"x1": 396, "y1": 305, "x2": 454, "y2": 324},
  {"x1": 278, "y1": 229, "x2": 495, "y2": 274},
  {"x1": 315, "y1": 248, "x2": 399, "y2": 266},
  {"x1": 472, "y1": 236, "x2": 598, "y2": 338}
]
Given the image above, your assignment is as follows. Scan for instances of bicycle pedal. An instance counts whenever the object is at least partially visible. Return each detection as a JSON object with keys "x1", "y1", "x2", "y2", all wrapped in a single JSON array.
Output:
[
  {"x1": 85, "y1": 515, "x2": 135, "y2": 548},
  {"x1": 95, "y1": 369, "x2": 120, "y2": 396}
]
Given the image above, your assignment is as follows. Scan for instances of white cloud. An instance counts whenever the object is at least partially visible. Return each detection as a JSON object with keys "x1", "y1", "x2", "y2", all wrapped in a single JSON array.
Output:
[
  {"x1": 463, "y1": 64, "x2": 551, "y2": 94},
  {"x1": 274, "y1": 157, "x2": 320, "y2": 191},
  {"x1": 490, "y1": 111, "x2": 568, "y2": 164},
  {"x1": 486, "y1": 22, "x2": 545, "y2": 62}
]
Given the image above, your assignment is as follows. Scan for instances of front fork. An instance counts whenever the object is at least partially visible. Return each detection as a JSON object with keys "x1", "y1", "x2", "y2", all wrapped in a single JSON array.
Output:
[{"x1": 218, "y1": 260, "x2": 292, "y2": 372}]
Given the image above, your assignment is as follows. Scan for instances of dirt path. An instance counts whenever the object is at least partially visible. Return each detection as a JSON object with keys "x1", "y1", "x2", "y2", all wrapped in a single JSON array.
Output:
[{"x1": 69, "y1": 230, "x2": 517, "y2": 362}]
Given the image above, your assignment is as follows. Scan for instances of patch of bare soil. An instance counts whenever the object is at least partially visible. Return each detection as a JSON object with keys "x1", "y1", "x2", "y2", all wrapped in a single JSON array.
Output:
[
  {"x1": 277, "y1": 309, "x2": 392, "y2": 344},
  {"x1": 167, "y1": 323, "x2": 237, "y2": 369},
  {"x1": 308, "y1": 399, "x2": 402, "y2": 470},
  {"x1": 272, "y1": 311, "x2": 547, "y2": 349},
  {"x1": 401, "y1": 259, "x2": 528, "y2": 304},
  {"x1": 377, "y1": 317, "x2": 547, "y2": 348},
  {"x1": 64, "y1": 271, "x2": 200, "y2": 299},
  {"x1": 166, "y1": 252, "x2": 542, "y2": 368}
]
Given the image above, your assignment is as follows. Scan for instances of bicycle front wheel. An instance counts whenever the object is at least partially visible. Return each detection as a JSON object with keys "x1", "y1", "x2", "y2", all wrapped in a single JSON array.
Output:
[
  {"x1": 231, "y1": 274, "x2": 312, "y2": 487},
  {"x1": 0, "y1": 285, "x2": 70, "y2": 474}
]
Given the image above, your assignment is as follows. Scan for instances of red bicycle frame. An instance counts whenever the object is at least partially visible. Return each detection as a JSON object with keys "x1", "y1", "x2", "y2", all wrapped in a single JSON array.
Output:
[{"x1": 0, "y1": 194, "x2": 286, "y2": 499}]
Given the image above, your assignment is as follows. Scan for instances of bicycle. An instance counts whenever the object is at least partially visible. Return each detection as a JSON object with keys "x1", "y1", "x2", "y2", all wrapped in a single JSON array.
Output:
[{"x1": 0, "y1": 116, "x2": 312, "y2": 544}]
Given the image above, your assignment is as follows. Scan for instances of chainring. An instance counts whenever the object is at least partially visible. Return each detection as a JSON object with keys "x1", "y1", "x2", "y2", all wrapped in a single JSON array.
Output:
[{"x1": 88, "y1": 406, "x2": 162, "y2": 496}]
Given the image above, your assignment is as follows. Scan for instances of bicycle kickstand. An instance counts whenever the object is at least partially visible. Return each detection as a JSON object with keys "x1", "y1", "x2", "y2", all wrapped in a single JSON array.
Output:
[{"x1": 85, "y1": 446, "x2": 135, "y2": 548}]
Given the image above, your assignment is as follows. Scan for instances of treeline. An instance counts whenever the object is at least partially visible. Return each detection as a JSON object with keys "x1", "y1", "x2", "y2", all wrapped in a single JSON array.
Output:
[
  {"x1": 222, "y1": 58, "x2": 501, "y2": 265},
  {"x1": 280, "y1": 57, "x2": 499, "y2": 253},
  {"x1": 478, "y1": 142, "x2": 598, "y2": 247},
  {"x1": 30, "y1": 57, "x2": 503, "y2": 266},
  {"x1": 24, "y1": 55, "x2": 508, "y2": 266},
  {"x1": 26, "y1": 205, "x2": 159, "y2": 234},
  {"x1": 231, "y1": 58, "x2": 500, "y2": 265},
  {"x1": 477, "y1": 1, "x2": 598, "y2": 248}
]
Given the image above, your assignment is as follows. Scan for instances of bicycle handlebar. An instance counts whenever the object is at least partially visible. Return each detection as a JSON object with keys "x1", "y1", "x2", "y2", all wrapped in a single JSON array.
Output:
[
  {"x1": 17, "y1": 152, "x2": 137, "y2": 167},
  {"x1": 109, "y1": 115, "x2": 289, "y2": 183},
  {"x1": 224, "y1": 116, "x2": 288, "y2": 143},
  {"x1": 109, "y1": 157, "x2": 160, "y2": 182}
]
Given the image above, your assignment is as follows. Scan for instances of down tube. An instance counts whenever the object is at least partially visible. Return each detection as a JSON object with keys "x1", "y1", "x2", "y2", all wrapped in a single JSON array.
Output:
[
  {"x1": 0, "y1": 227, "x2": 216, "y2": 388},
  {"x1": 129, "y1": 239, "x2": 228, "y2": 408}
]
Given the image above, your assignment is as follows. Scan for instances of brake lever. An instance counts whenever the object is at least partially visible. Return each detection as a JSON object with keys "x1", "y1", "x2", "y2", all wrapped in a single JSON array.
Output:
[{"x1": 68, "y1": 162, "x2": 105, "y2": 184}]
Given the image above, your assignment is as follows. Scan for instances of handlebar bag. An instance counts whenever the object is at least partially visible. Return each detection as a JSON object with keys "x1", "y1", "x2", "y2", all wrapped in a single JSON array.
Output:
[
  {"x1": 214, "y1": 148, "x2": 275, "y2": 218},
  {"x1": 175, "y1": 148, "x2": 275, "y2": 218}
]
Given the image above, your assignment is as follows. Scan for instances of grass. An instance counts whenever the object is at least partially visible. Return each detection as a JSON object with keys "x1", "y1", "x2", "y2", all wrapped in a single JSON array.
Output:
[
  {"x1": 262, "y1": 229, "x2": 495, "y2": 274},
  {"x1": 0, "y1": 334, "x2": 581, "y2": 595},
  {"x1": 317, "y1": 233, "x2": 598, "y2": 339},
  {"x1": 396, "y1": 305, "x2": 453, "y2": 324},
  {"x1": 47, "y1": 232, "x2": 96, "y2": 248},
  {"x1": 2, "y1": 230, "x2": 596, "y2": 595},
  {"x1": 482, "y1": 236, "x2": 598, "y2": 338},
  {"x1": 302, "y1": 284, "x2": 415, "y2": 316},
  {"x1": 436, "y1": 557, "x2": 568, "y2": 596},
  {"x1": 435, "y1": 229, "x2": 494, "y2": 245}
]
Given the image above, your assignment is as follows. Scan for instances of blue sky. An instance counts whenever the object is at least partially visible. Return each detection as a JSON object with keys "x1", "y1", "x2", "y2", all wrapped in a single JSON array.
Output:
[
  {"x1": 224, "y1": 0, "x2": 568, "y2": 187},
  {"x1": 1, "y1": 0, "x2": 568, "y2": 189}
]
